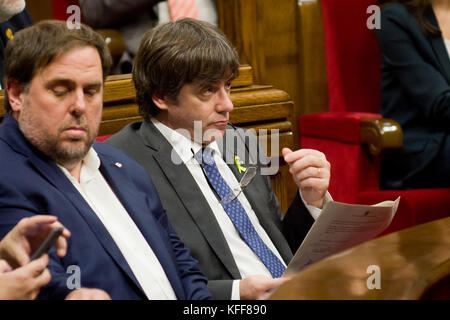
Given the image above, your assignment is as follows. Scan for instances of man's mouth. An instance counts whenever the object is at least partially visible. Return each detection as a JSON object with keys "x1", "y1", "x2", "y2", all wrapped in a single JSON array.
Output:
[
  {"x1": 64, "y1": 126, "x2": 87, "y2": 137},
  {"x1": 213, "y1": 120, "x2": 228, "y2": 127}
]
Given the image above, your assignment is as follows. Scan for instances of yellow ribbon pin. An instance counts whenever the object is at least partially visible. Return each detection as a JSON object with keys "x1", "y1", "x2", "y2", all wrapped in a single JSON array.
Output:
[
  {"x1": 6, "y1": 28, "x2": 13, "y2": 40},
  {"x1": 234, "y1": 156, "x2": 247, "y2": 174}
]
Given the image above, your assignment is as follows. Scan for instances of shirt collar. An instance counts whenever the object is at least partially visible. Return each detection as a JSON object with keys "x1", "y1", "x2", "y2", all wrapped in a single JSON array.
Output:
[
  {"x1": 57, "y1": 147, "x2": 101, "y2": 183},
  {"x1": 151, "y1": 118, "x2": 222, "y2": 164}
]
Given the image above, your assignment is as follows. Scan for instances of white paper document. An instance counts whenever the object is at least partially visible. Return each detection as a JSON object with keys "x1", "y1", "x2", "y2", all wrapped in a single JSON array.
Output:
[{"x1": 284, "y1": 197, "x2": 400, "y2": 275}]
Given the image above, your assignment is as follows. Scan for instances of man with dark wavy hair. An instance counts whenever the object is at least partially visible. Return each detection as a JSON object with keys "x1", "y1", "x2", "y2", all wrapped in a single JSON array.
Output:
[{"x1": 108, "y1": 18, "x2": 333, "y2": 300}]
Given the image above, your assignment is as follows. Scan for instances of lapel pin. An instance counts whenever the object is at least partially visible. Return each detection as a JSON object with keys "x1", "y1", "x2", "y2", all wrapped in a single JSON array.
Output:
[
  {"x1": 234, "y1": 156, "x2": 247, "y2": 174},
  {"x1": 115, "y1": 162, "x2": 122, "y2": 168}
]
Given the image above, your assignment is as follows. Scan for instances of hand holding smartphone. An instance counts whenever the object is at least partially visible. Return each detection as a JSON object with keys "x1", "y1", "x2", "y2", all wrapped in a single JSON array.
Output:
[{"x1": 30, "y1": 227, "x2": 64, "y2": 261}]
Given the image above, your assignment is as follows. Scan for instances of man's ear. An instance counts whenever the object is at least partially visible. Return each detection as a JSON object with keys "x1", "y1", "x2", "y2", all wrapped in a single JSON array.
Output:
[
  {"x1": 6, "y1": 78, "x2": 26, "y2": 114},
  {"x1": 152, "y1": 93, "x2": 171, "y2": 111}
]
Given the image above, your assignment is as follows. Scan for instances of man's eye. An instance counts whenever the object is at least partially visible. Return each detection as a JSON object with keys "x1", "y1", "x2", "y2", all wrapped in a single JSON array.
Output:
[
  {"x1": 52, "y1": 89, "x2": 68, "y2": 96},
  {"x1": 202, "y1": 87, "x2": 214, "y2": 95},
  {"x1": 85, "y1": 89, "x2": 99, "y2": 96}
]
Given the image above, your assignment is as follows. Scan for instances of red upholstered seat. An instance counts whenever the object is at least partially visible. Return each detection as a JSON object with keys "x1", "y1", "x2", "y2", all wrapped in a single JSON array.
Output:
[
  {"x1": 300, "y1": 112, "x2": 381, "y2": 144},
  {"x1": 321, "y1": 0, "x2": 381, "y2": 114},
  {"x1": 52, "y1": 0, "x2": 83, "y2": 21},
  {"x1": 96, "y1": 135, "x2": 111, "y2": 142},
  {"x1": 300, "y1": 0, "x2": 450, "y2": 234}
]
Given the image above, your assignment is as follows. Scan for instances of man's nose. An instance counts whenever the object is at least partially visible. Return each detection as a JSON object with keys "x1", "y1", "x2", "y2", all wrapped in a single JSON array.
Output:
[
  {"x1": 69, "y1": 89, "x2": 86, "y2": 115},
  {"x1": 215, "y1": 87, "x2": 234, "y2": 113}
]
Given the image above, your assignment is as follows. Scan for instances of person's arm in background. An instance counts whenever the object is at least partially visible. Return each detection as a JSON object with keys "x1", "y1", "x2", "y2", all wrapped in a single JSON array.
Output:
[
  {"x1": 0, "y1": 256, "x2": 110, "y2": 300},
  {"x1": 376, "y1": 5, "x2": 450, "y2": 125},
  {"x1": 79, "y1": 0, "x2": 163, "y2": 28},
  {"x1": 0, "y1": 215, "x2": 111, "y2": 300},
  {"x1": 0, "y1": 215, "x2": 69, "y2": 300},
  {"x1": 0, "y1": 255, "x2": 51, "y2": 300},
  {"x1": 0, "y1": 215, "x2": 70, "y2": 268}
]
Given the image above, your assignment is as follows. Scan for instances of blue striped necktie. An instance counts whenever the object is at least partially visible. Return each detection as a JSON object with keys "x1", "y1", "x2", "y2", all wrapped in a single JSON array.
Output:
[{"x1": 199, "y1": 148, "x2": 285, "y2": 278}]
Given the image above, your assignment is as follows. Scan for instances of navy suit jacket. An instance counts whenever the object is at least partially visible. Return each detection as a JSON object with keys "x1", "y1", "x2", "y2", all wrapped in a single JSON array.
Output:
[
  {"x1": 0, "y1": 114, "x2": 211, "y2": 300},
  {"x1": 376, "y1": 3, "x2": 450, "y2": 188}
]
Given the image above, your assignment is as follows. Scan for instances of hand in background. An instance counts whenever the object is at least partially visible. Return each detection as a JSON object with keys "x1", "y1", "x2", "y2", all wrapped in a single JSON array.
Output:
[
  {"x1": 65, "y1": 288, "x2": 111, "y2": 300},
  {"x1": 0, "y1": 255, "x2": 51, "y2": 300},
  {"x1": 239, "y1": 275, "x2": 289, "y2": 300},
  {"x1": 0, "y1": 215, "x2": 71, "y2": 268}
]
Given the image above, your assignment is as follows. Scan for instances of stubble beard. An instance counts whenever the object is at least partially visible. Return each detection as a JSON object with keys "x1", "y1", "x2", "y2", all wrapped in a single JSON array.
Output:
[{"x1": 18, "y1": 108, "x2": 98, "y2": 168}]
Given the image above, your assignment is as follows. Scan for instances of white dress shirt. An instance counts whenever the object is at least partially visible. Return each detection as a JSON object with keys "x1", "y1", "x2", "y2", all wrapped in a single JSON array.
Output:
[
  {"x1": 157, "y1": 0, "x2": 217, "y2": 26},
  {"x1": 445, "y1": 38, "x2": 450, "y2": 59},
  {"x1": 152, "y1": 118, "x2": 331, "y2": 299},
  {"x1": 58, "y1": 148, "x2": 177, "y2": 300}
]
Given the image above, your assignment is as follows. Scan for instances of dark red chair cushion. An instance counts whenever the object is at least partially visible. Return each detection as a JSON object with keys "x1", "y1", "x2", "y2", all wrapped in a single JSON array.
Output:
[
  {"x1": 96, "y1": 135, "x2": 111, "y2": 142},
  {"x1": 357, "y1": 189, "x2": 450, "y2": 236},
  {"x1": 52, "y1": 0, "x2": 83, "y2": 22},
  {"x1": 300, "y1": 112, "x2": 381, "y2": 144}
]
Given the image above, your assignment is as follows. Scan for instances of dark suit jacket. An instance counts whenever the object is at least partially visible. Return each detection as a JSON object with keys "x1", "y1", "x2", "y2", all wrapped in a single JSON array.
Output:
[
  {"x1": 0, "y1": 114, "x2": 211, "y2": 300},
  {"x1": 107, "y1": 120, "x2": 315, "y2": 299},
  {"x1": 375, "y1": 3, "x2": 450, "y2": 189},
  {"x1": 0, "y1": 9, "x2": 32, "y2": 87}
]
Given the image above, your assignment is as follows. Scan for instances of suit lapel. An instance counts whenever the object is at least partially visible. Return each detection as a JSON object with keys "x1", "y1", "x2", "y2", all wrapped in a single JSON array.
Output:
[
  {"x1": 427, "y1": 7, "x2": 450, "y2": 83},
  {"x1": 140, "y1": 122, "x2": 241, "y2": 279},
  {"x1": 98, "y1": 151, "x2": 185, "y2": 298},
  {"x1": 20, "y1": 150, "x2": 144, "y2": 297},
  {"x1": 28, "y1": 150, "x2": 147, "y2": 296}
]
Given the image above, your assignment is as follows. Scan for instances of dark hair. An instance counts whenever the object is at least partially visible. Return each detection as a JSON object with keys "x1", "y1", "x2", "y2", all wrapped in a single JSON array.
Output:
[
  {"x1": 378, "y1": 0, "x2": 441, "y2": 36},
  {"x1": 132, "y1": 18, "x2": 240, "y2": 120},
  {"x1": 4, "y1": 20, "x2": 112, "y2": 113}
]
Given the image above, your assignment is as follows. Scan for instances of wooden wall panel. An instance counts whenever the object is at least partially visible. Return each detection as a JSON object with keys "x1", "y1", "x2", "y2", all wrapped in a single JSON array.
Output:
[
  {"x1": 26, "y1": 0, "x2": 54, "y2": 23},
  {"x1": 217, "y1": 0, "x2": 302, "y2": 149},
  {"x1": 297, "y1": 0, "x2": 329, "y2": 114}
]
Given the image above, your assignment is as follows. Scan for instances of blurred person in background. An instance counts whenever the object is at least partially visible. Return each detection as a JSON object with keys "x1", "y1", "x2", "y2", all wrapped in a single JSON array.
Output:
[
  {"x1": 79, "y1": 0, "x2": 217, "y2": 73},
  {"x1": 376, "y1": 0, "x2": 450, "y2": 189},
  {"x1": 0, "y1": 0, "x2": 32, "y2": 88}
]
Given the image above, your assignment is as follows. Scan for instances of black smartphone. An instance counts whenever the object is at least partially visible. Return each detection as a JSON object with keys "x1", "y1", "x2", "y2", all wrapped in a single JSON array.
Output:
[{"x1": 30, "y1": 227, "x2": 64, "y2": 261}]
